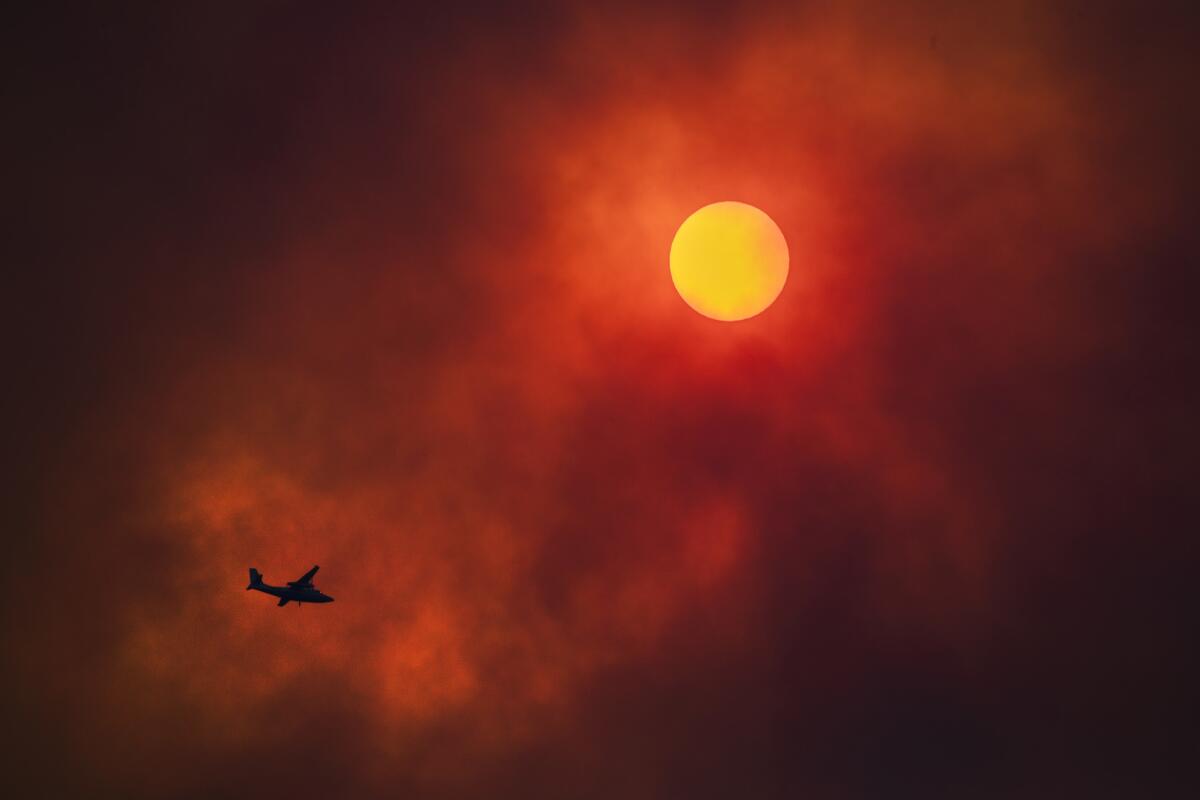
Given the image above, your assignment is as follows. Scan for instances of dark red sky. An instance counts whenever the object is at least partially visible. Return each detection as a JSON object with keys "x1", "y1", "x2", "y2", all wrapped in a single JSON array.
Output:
[{"x1": 6, "y1": 2, "x2": 1199, "y2": 797}]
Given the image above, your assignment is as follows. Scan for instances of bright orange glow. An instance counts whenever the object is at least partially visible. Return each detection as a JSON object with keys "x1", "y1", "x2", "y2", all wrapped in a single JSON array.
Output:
[{"x1": 669, "y1": 201, "x2": 789, "y2": 321}]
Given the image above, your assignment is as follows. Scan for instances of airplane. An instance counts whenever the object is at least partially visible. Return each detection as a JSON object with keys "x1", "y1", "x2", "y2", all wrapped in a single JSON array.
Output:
[{"x1": 246, "y1": 565, "x2": 334, "y2": 606}]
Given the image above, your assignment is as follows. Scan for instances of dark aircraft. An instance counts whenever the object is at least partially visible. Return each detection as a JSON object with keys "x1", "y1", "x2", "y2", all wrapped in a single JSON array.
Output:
[{"x1": 246, "y1": 565, "x2": 334, "y2": 606}]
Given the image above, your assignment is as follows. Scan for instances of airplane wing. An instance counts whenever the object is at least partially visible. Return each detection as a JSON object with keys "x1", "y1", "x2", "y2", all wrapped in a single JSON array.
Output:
[
  {"x1": 293, "y1": 565, "x2": 319, "y2": 585},
  {"x1": 277, "y1": 597, "x2": 289, "y2": 607}
]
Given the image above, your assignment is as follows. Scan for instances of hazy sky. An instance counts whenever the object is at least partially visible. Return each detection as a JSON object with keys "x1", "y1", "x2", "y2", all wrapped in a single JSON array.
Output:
[{"x1": 7, "y1": 2, "x2": 1198, "y2": 797}]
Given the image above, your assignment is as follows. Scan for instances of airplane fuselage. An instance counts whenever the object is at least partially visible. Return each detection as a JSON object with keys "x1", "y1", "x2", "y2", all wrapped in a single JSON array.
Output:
[
  {"x1": 247, "y1": 566, "x2": 333, "y2": 606},
  {"x1": 251, "y1": 582, "x2": 334, "y2": 604}
]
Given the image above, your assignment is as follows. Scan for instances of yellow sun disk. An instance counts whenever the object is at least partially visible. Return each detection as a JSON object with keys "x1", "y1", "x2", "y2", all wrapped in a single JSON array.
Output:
[{"x1": 669, "y1": 201, "x2": 789, "y2": 321}]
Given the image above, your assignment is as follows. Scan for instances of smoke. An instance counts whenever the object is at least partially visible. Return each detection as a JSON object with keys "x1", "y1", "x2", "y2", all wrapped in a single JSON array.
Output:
[{"x1": 6, "y1": 1, "x2": 1197, "y2": 797}]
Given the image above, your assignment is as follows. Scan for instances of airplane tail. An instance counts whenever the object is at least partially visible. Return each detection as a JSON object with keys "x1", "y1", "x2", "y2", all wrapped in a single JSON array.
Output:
[{"x1": 247, "y1": 568, "x2": 263, "y2": 590}]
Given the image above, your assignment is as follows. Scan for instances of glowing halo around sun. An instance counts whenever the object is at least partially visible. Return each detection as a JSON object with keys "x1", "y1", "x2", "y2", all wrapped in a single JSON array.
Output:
[{"x1": 669, "y1": 201, "x2": 789, "y2": 321}]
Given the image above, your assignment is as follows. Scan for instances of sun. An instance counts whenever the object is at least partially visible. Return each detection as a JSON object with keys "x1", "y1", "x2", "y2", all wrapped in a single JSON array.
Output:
[{"x1": 669, "y1": 201, "x2": 789, "y2": 322}]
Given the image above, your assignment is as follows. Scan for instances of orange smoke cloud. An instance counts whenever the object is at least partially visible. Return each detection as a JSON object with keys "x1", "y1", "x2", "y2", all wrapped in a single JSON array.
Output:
[{"x1": 7, "y1": 1, "x2": 1196, "y2": 797}]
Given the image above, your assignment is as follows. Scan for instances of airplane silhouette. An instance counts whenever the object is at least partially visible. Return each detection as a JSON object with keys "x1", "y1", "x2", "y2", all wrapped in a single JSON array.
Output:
[{"x1": 246, "y1": 565, "x2": 334, "y2": 606}]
